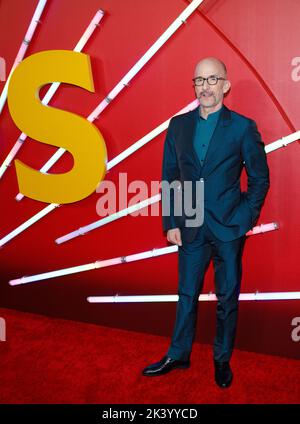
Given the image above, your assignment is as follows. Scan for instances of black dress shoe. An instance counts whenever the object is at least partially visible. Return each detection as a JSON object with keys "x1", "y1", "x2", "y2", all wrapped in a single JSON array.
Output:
[
  {"x1": 214, "y1": 360, "x2": 233, "y2": 388},
  {"x1": 142, "y1": 355, "x2": 190, "y2": 376}
]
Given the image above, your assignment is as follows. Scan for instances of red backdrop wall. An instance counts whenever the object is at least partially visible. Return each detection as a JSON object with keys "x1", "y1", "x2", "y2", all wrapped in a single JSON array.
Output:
[{"x1": 0, "y1": 0, "x2": 299, "y2": 358}]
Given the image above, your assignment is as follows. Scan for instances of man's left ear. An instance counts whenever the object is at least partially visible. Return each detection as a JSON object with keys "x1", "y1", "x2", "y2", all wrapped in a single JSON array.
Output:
[{"x1": 223, "y1": 80, "x2": 231, "y2": 94}]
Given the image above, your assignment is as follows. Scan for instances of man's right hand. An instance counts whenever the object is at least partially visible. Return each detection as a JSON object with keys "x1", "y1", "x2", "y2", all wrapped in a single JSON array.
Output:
[{"x1": 167, "y1": 228, "x2": 182, "y2": 246}]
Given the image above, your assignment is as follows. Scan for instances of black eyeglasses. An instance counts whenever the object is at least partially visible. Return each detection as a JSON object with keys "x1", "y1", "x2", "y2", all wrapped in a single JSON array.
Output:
[{"x1": 192, "y1": 75, "x2": 226, "y2": 86}]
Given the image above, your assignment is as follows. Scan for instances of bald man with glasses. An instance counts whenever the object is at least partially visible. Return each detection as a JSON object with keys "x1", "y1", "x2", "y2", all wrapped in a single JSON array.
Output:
[{"x1": 142, "y1": 57, "x2": 270, "y2": 388}]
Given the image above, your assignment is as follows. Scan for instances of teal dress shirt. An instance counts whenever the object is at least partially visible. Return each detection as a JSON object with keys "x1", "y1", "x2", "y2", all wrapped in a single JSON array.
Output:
[{"x1": 193, "y1": 106, "x2": 223, "y2": 166}]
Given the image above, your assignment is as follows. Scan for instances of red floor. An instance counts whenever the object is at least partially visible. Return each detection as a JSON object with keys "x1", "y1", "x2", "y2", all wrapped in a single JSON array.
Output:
[{"x1": 0, "y1": 307, "x2": 299, "y2": 404}]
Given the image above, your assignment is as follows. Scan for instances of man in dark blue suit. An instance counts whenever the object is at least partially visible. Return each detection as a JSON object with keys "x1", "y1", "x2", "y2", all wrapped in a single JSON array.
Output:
[{"x1": 142, "y1": 57, "x2": 270, "y2": 388}]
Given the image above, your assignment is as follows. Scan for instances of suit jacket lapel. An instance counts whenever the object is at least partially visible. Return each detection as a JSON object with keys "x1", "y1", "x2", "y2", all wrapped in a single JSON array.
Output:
[
  {"x1": 183, "y1": 107, "x2": 202, "y2": 170},
  {"x1": 201, "y1": 105, "x2": 232, "y2": 171}
]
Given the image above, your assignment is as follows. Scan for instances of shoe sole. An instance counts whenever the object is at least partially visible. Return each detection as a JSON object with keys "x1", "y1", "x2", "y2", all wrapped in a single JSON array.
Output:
[
  {"x1": 215, "y1": 376, "x2": 233, "y2": 388},
  {"x1": 142, "y1": 362, "x2": 190, "y2": 377}
]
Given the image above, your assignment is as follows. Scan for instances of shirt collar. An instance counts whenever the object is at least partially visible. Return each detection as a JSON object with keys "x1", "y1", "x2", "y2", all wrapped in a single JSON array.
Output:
[{"x1": 199, "y1": 105, "x2": 223, "y2": 122}]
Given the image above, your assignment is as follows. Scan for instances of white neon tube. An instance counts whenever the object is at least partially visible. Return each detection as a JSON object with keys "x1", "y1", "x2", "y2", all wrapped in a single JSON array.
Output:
[
  {"x1": 0, "y1": 9, "x2": 105, "y2": 182},
  {"x1": 55, "y1": 193, "x2": 161, "y2": 244},
  {"x1": 264, "y1": 130, "x2": 300, "y2": 153},
  {"x1": 0, "y1": 57, "x2": 6, "y2": 81},
  {"x1": 0, "y1": 0, "x2": 48, "y2": 115},
  {"x1": 0, "y1": 203, "x2": 58, "y2": 248},
  {"x1": 8, "y1": 223, "x2": 277, "y2": 285},
  {"x1": 55, "y1": 168, "x2": 278, "y2": 245},
  {"x1": 87, "y1": 0, "x2": 204, "y2": 121},
  {"x1": 8, "y1": 245, "x2": 178, "y2": 285},
  {"x1": 107, "y1": 100, "x2": 199, "y2": 170},
  {"x1": 87, "y1": 292, "x2": 300, "y2": 303},
  {"x1": 14, "y1": 0, "x2": 203, "y2": 195},
  {"x1": 42, "y1": 10, "x2": 105, "y2": 106},
  {"x1": 247, "y1": 222, "x2": 278, "y2": 235}
]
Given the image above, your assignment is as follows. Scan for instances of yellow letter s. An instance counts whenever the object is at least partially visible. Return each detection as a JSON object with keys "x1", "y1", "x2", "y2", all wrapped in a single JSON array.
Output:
[{"x1": 8, "y1": 50, "x2": 107, "y2": 204}]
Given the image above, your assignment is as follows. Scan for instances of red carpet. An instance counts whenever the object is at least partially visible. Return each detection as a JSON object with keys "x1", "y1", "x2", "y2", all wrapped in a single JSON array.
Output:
[{"x1": 0, "y1": 308, "x2": 299, "y2": 404}]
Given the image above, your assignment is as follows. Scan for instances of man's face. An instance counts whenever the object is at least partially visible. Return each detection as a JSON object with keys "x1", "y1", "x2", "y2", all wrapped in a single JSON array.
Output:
[{"x1": 193, "y1": 60, "x2": 230, "y2": 110}]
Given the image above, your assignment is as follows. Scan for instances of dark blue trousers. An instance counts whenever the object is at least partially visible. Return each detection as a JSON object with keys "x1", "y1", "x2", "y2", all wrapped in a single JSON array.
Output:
[{"x1": 167, "y1": 222, "x2": 246, "y2": 362}]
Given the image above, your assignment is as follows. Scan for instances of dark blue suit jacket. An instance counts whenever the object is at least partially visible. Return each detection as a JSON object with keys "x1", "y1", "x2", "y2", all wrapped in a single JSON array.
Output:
[{"x1": 161, "y1": 105, "x2": 270, "y2": 242}]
